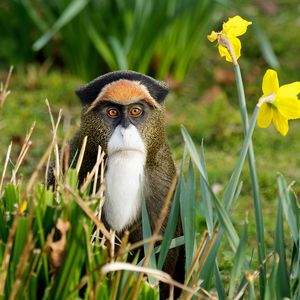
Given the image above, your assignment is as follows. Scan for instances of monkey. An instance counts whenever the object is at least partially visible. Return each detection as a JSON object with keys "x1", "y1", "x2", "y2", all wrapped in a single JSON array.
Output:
[{"x1": 48, "y1": 71, "x2": 185, "y2": 299}]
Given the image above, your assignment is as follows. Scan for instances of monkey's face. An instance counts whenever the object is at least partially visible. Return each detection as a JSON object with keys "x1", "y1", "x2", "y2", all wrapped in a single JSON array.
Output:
[
  {"x1": 82, "y1": 100, "x2": 165, "y2": 158},
  {"x1": 80, "y1": 76, "x2": 167, "y2": 162},
  {"x1": 76, "y1": 71, "x2": 170, "y2": 231},
  {"x1": 95, "y1": 100, "x2": 149, "y2": 156}
]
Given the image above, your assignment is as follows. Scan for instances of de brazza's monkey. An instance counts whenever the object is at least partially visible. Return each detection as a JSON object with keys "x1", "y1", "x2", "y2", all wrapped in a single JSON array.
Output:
[{"x1": 49, "y1": 71, "x2": 184, "y2": 299}]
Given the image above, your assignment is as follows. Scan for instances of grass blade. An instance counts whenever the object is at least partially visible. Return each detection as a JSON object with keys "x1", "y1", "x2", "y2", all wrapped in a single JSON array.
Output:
[
  {"x1": 180, "y1": 161, "x2": 195, "y2": 273},
  {"x1": 278, "y1": 174, "x2": 299, "y2": 244},
  {"x1": 157, "y1": 181, "x2": 181, "y2": 270},
  {"x1": 141, "y1": 194, "x2": 158, "y2": 286},
  {"x1": 274, "y1": 191, "x2": 291, "y2": 298},
  {"x1": 33, "y1": 0, "x2": 90, "y2": 51},
  {"x1": 264, "y1": 254, "x2": 279, "y2": 300},
  {"x1": 214, "y1": 260, "x2": 226, "y2": 300},
  {"x1": 210, "y1": 191, "x2": 239, "y2": 252},
  {"x1": 200, "y1": 142, "x2": 214, "y2": 237},
  {"x1": 228, "y1": 218, "x2": 248, "y2": 298},
  {"x1": 252, "y1": 22, "x2": 280, "y2": 69}
]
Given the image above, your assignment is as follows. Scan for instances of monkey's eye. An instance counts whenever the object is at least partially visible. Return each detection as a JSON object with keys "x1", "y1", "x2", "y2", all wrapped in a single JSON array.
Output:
[
  {"x1": 129, "y1": 106, "x2": 143, "y2": 117},
  {"x1": 106, "y1": 107, "x2": 119, "y2": 118}
]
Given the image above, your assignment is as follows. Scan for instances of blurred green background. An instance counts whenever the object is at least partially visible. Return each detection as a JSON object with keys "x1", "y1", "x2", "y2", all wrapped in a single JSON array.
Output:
[{"x1": 1, "y1": 0, "x2": 300, "y2": 246}]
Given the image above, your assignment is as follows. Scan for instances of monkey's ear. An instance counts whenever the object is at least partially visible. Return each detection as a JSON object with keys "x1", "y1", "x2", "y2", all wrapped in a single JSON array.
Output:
[
  {"x1": 142, "y1": 79, "x2": 169, "y2": 104},
  {"x1": 75, "y1": 80, "x2": 103, "y2": 105}
]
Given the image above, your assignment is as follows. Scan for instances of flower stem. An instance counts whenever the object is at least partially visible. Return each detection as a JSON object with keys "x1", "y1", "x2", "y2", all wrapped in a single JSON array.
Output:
[{"x1": 234, "y1": 63, "x2": 266, "y2": 295}]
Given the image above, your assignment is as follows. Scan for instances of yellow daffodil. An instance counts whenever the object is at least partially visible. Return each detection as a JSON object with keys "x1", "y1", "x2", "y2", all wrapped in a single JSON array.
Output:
[
  {"x1": 257, "y1": 69, "x2": 300, "y2": 136},
  {"x1": 207, "y1": 16, "x2": 252, "y2": 63},
  {"x1": 20, "y1": 200, "x2": 27, "y2": 213}
]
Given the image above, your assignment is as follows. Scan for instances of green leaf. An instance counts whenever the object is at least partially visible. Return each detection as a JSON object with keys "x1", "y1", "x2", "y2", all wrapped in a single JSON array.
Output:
[
  {"x1": 180, "y1": 162, "x2": 195, "y2": 273},
  {"x1": 252, "y1": 22, "x2": 280, "y2": 69},
  {"x1": 264, "y1": 254, "x2": 279, "y2": 300},
  {"x1": 181, "y1": 127, "x2": 242, "y2": 252},
  {"x1": 86, "y1": 21, "x2": 117, "y2": 70},
  {"x1": 200, "y1": 142, "x2": 214, "y2": 237},
  {"x1": 214, "y1": 261, "x2": 226, "y2": 300},
  {"x1": 3, "y1": 184, "x2": 19, "y2": 212},
  {"x1": 12, "y1": 217, "x2": 30, "y2": 268},
  {"x1": 274, "y1": 195, "x2": 291, "y2": 298},
  {"x1": 210, "y1": 193, "x2": 239, "y2": 252},
  {"x1": 141, "y1": 193, "x2": 157, "y2": 286},
  {"x1": 21, "y1": 0, "x2": 49, "y2": 32},
  {"x1": 157, "y1": 180, "x2": 181, "y2": 270},
  {"x1": 228, "y1": 219, "x2": 248, "y2": 298},
  {"x1": 50, "y1": 222, "x2": 85, "y2": 300},
  {"x1": 33, "y1": 0, "x2": 90, "y2": 51},
  {"x1": 277, "y1": 175, "x2": 299, "y2": 245},
  {"x1": 109, "y1": 37, "x2": 128, "y2": 70}
]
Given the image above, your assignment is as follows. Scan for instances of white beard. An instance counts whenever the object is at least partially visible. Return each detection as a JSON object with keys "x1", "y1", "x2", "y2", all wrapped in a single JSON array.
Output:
[{"x1": 104, "y1": 124, "x2": 146, "y2": 232}]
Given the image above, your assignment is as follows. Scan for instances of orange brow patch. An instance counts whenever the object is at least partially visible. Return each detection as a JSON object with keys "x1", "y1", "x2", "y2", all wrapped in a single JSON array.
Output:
[{"x1": 87, "y1": 79, "x2": 159, "y2": 112}]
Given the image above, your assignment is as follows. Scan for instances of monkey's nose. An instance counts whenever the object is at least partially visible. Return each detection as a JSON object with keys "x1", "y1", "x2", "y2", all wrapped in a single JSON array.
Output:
[{"x1": 120, "y1": 127, "x2": 126, "y2": 136}]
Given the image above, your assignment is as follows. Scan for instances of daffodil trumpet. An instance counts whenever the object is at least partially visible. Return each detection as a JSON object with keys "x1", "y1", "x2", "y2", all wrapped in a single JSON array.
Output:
[
  {"x1": 217, "y1": 33, "x2": 238, "y2": 65},
  {"x1": 257, "y1": 93, "x2": 275, "y2": 107}
]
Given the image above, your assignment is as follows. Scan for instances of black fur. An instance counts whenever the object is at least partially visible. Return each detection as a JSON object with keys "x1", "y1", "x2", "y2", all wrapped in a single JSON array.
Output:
[{"x1": 75, "y1": 70, "x2": 169, "y2": 105}]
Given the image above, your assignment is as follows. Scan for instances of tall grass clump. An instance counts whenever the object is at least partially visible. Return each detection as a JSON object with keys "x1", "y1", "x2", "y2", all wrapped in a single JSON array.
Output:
[
  {"x1": 1, "y1": 16, "x2": 300, "y2": 299},
  {"x1": 1, "y1": 0, "x2": 220, "y2": 80}
]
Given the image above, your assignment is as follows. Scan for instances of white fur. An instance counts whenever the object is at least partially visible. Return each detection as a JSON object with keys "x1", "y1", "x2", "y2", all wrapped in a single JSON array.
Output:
[{"x1": 104, "y1": 124, "x2": 146, "y2": 232}]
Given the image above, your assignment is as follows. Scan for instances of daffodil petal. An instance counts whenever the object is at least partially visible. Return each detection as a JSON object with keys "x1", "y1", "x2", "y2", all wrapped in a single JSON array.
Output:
[
  {"x1": 228, "y1": 35, "x2": 241, "y2": 60},
  {"x1": 20, "y1": 201, "x2": 27, "y2": 213},
  {"x1": 272, "y1": 109, "x2": 289, "y2": 136},
  {"x1": 218, "y1": 36, "x2": 241, "y2": 62},
  {"x1": 207, "y1": 31, "x2": 217, "y2": 42},
  {"x1": 218, "y1": 44, "x2": 232, "y2": 62},
  {"x1": 223, "y1": 15, "x2": 252, "y2": 37},
  {"x1": 262, "y1": 69, "x2": 279, "y2": 96},
  {"x1": 277, "y1": 82, "x2": 300, "y2": 98},
  {"x1": 257, "y1": 102, "x2": 273, "y2": 128},
  {"x1": 276, "y1": 97, "x2": 300, "y2": 119}
]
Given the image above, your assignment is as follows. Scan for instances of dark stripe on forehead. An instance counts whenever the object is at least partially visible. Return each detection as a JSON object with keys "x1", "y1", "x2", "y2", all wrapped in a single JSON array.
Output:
[{"x1": 76, "y1": 70, "x2": 169, "y2": 105}]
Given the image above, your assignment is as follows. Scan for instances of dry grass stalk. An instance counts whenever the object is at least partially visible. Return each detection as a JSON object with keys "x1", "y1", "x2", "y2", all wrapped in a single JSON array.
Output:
[
  {"x1": 92, "y1": 146, "x2": 102, "y2": 196},
  {"x1": 110, "y1": 230, "x2": 116, "y2": 259},
  {"x1": 185, "y1": 231, "x2": 209, "y2": 285},
  {"x1": 75, "y1": 135, "x2": 88, "y2": 174},
  {"x1": 182, "y1": 230, "x2": 219, "y2": 300},
  {"x1": 80, "y1": 146, "x2": 105, "y2": 194},
  {"x1": 25, "y1": 108, "x2": 62, "y2": 196},
  {"x1": 0, "y1": 142, "x2": 12, "y2": 196},
  {"x1": 45, "y1": 99, "x2": 56, "y2": 132},
  {"x1": 45, "y1": 99, "x2": 63, "y2": 190},
  {"x1": 118, "y1": 231, "x2": 130, "y2": 259},
  {"x1": 101, "y1": 262, "x2": 205, "y2": 299},
  {"x1": 85, "y1": 146, "x2": 106, "y2": 244},
  {"x1": 11, "y1": 122, "x2": 36, "y2": 185},
  {"x1": 0, "y1": 66, "x2": 13, "y2": 110},
  {"x1": 190, "y1": 230, "x2": 219, "y2": 289},
  {"x1": 64, "y1": 185, "x2": 111, "y2": 240},
  {"x1": 234, "y1": 252, "x2": 274, "y2": 300},
  {"x1": 131, "y1": 175, "x2": 178, "y2": 300},
  {"x1": 119, "y1": 234, "x2": 162, "y2": 258}
]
